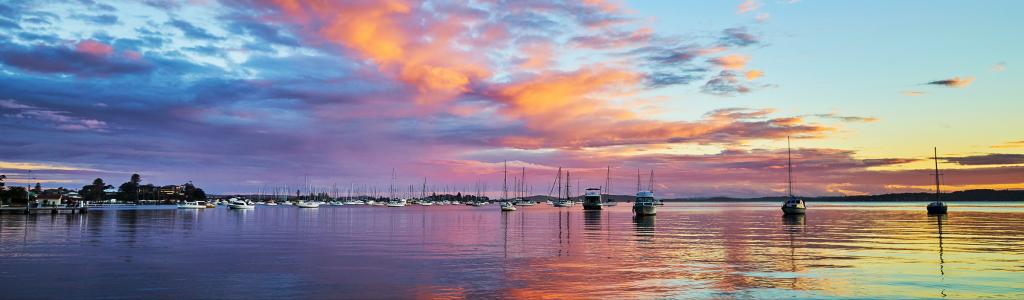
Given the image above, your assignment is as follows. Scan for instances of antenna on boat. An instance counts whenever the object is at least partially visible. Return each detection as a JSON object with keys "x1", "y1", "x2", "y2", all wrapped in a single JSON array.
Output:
[{"x1": 787, "y1": 136, "x2": 794, "y2": 198}]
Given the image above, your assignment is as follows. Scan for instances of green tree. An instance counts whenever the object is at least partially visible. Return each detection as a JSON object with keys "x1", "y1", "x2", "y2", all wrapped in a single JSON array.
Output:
[
  {"x1": 4, "y1": 186, "x2": 29, "y2": 205},
  {"x1": 81, "y1": 178, "x2": 111, "y2": 202},
  {"x1": 117, "y1": 174, "x2": 142, "y2": 203}
]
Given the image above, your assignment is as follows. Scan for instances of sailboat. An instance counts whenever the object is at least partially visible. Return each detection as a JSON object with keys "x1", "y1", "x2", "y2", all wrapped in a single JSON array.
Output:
[
  {"x1": 633, "y1": 169, "x2": 656, "y2": 216},
  {"x1": 553, "y1": 168, "x2": 573, "y2": 207},
  {"x1": 927, "y1": 147, "x2": 949, "y2": 214},
  {"x1": 602, "y1": 166, "x2": 617, "y2": 206},
  {"x1": 781, "y1": 136, "x2": 807, "y2": 215},
  {"x1": 499, "y1": 161, "x2": 517, "y2": 212}
]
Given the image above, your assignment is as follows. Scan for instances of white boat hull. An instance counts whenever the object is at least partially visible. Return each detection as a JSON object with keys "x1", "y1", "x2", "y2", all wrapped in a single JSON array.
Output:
[{"x1": 633, "y1": 205, "x2": 656, "y2": 216}]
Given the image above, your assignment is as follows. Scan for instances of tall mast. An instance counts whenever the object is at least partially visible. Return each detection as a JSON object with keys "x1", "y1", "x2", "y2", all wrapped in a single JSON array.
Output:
[
  {"x1": 503, "y1": 161, "x2": 508, "y2": 201},
  {"x1": 787, "y1": 136, "x2": 794, "y2": 197},
  {"x1": 521, "y1": 167, "x2": 526, "y2": 199},
  {"x1": 566, "y1": 170, "x2": 571, "y2": 200},
  {"x1": 557, "y1": 167, "x2": 562, "y2": 199},
  {"x1": 605, "y1": 165, "x2": 611, "y2": 195},
  {"x1": 934, "y1": 147, "x2": 941, "y2": 200},
  {"x1": 649, "y1": 170, "x2": 655, "y2": 193}
]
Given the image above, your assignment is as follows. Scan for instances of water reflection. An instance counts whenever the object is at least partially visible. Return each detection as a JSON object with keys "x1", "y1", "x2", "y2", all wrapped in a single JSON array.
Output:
[
  {"x1": 0, "y1": 203, "x2": 1022, "y2": 299},
  {"x1": 583, "y1": 210, "x2": 601, "y2": 231},
  {"x1": 932, "y1": 214, "x2": 947, "y2": 297}
]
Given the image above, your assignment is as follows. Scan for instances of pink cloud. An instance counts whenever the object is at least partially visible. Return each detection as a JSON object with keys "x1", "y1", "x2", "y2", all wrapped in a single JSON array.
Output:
[{"x1": 75, "y1": 40, "x2": 113, "y2": 56}]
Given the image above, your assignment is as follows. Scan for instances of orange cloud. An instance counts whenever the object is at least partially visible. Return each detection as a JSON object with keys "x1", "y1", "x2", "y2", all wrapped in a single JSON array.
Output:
[
  {"x1": 745, "y1": 69, "x2": 763, "y2": 80},
  {"x1": 902, "y1": 91, "x2": 924, "y2": 97},
  {"x1": 271, "y1": 0, "x2": 489, "y2": 101},
  {"x1": 710, "y1": 54, "x2": 748, "y2": 70},
  {"x1": 490, "y1": 68, "x2": 830, "y2": 149}
]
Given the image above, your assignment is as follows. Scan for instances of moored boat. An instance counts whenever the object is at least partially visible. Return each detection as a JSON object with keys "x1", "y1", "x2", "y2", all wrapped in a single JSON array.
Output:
[
  {"x1": 228, "y1": 198, "x2": 255, "y2": 209},
  {"x1": 633, "y1": 191, "x2": 657, "y2": 216},
  {"x1": 927, "y1": 147, "x2": 948, "y2": 214},
  {"x1": 781, "y1": 137, "x2": 806, "y2": 215},
  {"x1": 582, "y1": 188, "x2": 603, "y2": 210},
  {"x1": 500, "y1": 201, "x2": 517, "y2": 211},
  {"x1": 177, "y1": 201, "x2": 206, "y2": 209},
  {"x1": 296, "y1": 201, "x2": 320, "y2": 208}
]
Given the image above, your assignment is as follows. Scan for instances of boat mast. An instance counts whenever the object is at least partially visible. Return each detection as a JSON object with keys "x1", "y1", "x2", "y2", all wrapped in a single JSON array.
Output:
[
  {"x1": 566, "y1": 170, "x2": 571, "y2": 201},
  {"x1": 605, "y1": 165, "x2": 611, "y2": 195},
  {"x1": 934, "y1": 147, "x2": 941, "y2": 201},
  {"x1": 787, "y1": 136, "x2": 794, "y2": 198},
  {"x1": 649, "y1": 170, "x2": 654, "y2": 193},
  {"x1": 521, "y1": 167, "x2": 526, "y2": 199},
  {"x1": 502, "y1": 161, "x2": 508, "y2": 201}
]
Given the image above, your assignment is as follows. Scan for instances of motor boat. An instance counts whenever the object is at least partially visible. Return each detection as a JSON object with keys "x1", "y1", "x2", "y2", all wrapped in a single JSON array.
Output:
[
  {"x1": 228, "y1": 198, "x2": 255, "y2": 209},
  {"x1": 177, "y1": 201, "x2": 206, "y2": 209},
  {"x1": 296, "y1": 201, "x2": 320, "y2": 208},
  {"x1": 632, "y1": 191, "x2": 656, "y2": 216},
  {"x1": 582, "y1": 188, "x2": 603, "y2": 210},
  {"x1": 500, "y1": 201, "x2": 517, "y2": 211}
]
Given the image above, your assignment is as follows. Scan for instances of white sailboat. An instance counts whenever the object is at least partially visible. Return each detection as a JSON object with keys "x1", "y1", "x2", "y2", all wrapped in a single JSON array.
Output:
[{"x1": 781, "y1": 137, "x2": 806, "y2": 215}]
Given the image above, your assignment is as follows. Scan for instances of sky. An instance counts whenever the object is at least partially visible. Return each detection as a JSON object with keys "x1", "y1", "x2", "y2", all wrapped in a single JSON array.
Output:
[{"x1": 0, "y1": 0, "x2": 1021, "y2": 197}]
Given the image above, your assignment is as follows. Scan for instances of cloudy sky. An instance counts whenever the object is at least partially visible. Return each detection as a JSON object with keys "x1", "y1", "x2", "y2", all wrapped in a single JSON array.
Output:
[{"x1": 0, "y1": 0, "x2": 1021, "y2": 197}]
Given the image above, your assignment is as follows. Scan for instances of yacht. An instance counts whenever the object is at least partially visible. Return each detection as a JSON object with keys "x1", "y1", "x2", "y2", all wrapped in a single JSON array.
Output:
[
  {"x1": 205, "y1": 202, "x2": 217, "y2": 208},
  {"x1": 296, "y1": 201, "x2": 320, "y2": 208},
  {"x1": 329, "y1": 200, "x2": 344, "y2": 206},
  {"x1": 386, "y1": 199, "x2": 406, "y2": 207},
  {"x1": 582, "y1": 188, "x2": 603, "y2": 210},
  {"x1": 515, "y1": 199, "x2": 538, "y2": 206},
  {"x1": 927, "y1": 147, "x2": 949, "y2": 214},
  {"x1": 633, "y1": 191, "x2": 657, "y2": 216},
  {"x1": 228, "y1": 198, "x2": 255, "y2": 209},
  {"x1": 419, "y1": 200, "x2": 434, "y2": 206},
  {"x1": 177, "y1": 201, "x2": 206, "y2": 209},
  {"x1": 265, "y1": 201, "x2": 278, "y2": 206},
  {"x1": 781, "y1": 137, "x2": 807, "y2": 215},
  {"x1": 500, "y1": 201, "x2": 517, "y2": 211},
  {"x1": 343, "y1": 199, "x2": 362, "y2": 205}
]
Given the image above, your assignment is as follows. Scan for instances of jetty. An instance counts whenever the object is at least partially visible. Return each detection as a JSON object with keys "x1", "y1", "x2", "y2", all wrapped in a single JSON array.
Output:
[{"x1": 0, "y1": 206, "x2": 89, "y2": 214}]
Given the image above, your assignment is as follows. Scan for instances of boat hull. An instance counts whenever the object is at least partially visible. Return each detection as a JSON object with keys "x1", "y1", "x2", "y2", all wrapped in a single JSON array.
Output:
[
  {"x1": 781, "y1": 206, "x2": 806, "y2": 215},
  {"x1": 582, "y1": 204, "x2": 603, "y2": 210},
  {"x1": 927, "y1": 202, "x2": 948, "y2": 214},
  {"x1": 633, "y1": 205, "x2": 656, "y2": 216}
]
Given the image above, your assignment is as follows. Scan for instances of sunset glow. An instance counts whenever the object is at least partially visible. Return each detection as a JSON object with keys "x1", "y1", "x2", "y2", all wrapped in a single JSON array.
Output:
[{"x1": 0, "y1": 0, "x2": 1021, "y2": 197}]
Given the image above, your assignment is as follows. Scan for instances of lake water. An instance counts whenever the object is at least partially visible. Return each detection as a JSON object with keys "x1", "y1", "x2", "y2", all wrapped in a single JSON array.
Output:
[{"x1": 1, "y1": 202, "x2": 1022, "y2": 299}]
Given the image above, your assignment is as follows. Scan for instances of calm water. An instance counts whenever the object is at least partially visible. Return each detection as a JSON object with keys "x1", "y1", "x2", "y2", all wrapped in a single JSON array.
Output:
[{"x1": 1, "y1": 202, "x2": 1023, "y2": 299}]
